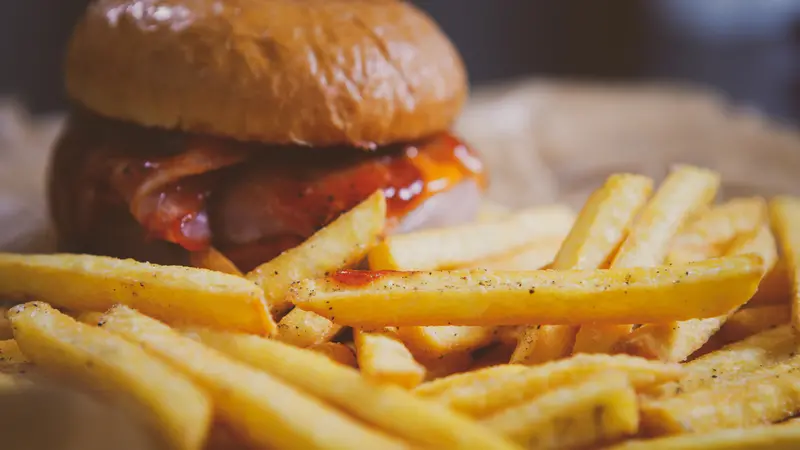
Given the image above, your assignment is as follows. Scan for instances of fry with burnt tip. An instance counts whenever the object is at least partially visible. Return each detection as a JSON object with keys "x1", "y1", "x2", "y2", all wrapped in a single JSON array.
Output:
[
  {"x1": 666, "y1": 197, "x2": 766, "y2": 265},
  {"x1": 413, "y1": 354, "x2": 682, "y2": 418},
  {"x1": 368, "y1": 205, "x2": 576, "y2": 271},
  {"x1": 8, "y1": 302, "x2": 211, "y2": 450},
  {"x1": 466, "y1": 238, "x2": 565, "y2": 271},
  {"x1": 714, "y1": 304, "x2": 790, "y2": 346},
  {"x1": 397, "y1": 325, "x2": 496, "y2": 359},
  {"x1": 308, "y1": 342, "x2": 358, "y2": 368},
  {"x1": 189, "y1": 247, "x2": 243, "y2": 276},
  {"x1": 652, "y1": 324, "x2": 799, "y2": 397},
  {"x1": 769, "y1": 196, "x2": 800, "y2": 329},
  {"x1": 481, "y1": 371, "x2": 638, "y2": 449},
  {"x1": 610, "y1": 421, "x2": 800, "y2": 450},
  {"x1": 289, "y1": 255, "x2": 764, "y2": 328},
  {"x1": 617, "y1": 223, "x2": 777, "y2": 362},
  {"x1": 100, "y1": 305, "x2": 408, "y2": 450},
  {"x1": 191, "y1": 329, "x2": 519, "y2": 450},
  {"x1": 749, "y1": 259, "x2": 791, "y2": 307},
  {"x1": 275, "y1": 308, "x2": 342, "y2": 348},
  {"x1": 247, "y1": 191, "x2": 386, "y2": 316},
  {"x1": 0, "y1": 253, "x2": 274, "y2": 335},
  {"x1": 354, "y1": 329, "x2": 426, "y2": 389},
  {"x1": 573, "y1": 166, "x2": 720, "y2": 356},
  {"x1": 512, "y1": 173, "x2": 653, "y2": 364},
  {"x1": 641, "y1": 352, "x2": 800, "y2": 436}
]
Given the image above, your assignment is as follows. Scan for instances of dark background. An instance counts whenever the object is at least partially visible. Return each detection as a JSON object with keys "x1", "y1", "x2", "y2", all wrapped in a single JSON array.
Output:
[{"x1": 2, "y1": 0, "x2": 799, "y2": 122}]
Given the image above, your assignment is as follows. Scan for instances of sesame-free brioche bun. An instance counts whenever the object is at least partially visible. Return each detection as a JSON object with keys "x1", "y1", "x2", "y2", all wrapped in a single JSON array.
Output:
[{"x1": 65, "y1": 0, "x2": 468, "y2": 147}]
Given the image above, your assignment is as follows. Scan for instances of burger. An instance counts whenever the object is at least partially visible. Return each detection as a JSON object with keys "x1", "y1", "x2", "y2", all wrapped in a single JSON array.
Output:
[{"x1": 49, "y1": 0, "x2": 486, "y2": 273}]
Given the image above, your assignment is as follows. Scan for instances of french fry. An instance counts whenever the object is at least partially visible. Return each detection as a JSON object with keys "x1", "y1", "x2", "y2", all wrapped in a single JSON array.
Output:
[
  {"x1": 641, "y1": 353, "x2": 800, "y2": 435},
  {"x1": 397, "y1": 325, "x2": 496, "y2": 359},
  {"x1": 275, "y1": 308, "x2": 342, "y2": 348},
  {"x1": 192, "y1": 329, "x2": 519, "y2": 450},
  {"x1": 617, "y1": 223, "x2": 777, "y2": 362},
  {"x1": 715, "y1": 304, "x2": 790, "y2": 345},
  {"x1": 510, "y1": 174, "x2": 652, "y2": 363},
  {"x1": 100, "y1": 305, "x2": 407, "y2": 450},
  {"x1": 652, "y1": 325, "x2": 800, "y2": 397},
  {"x1": 290, "y1": 256, "x2": 764, "y2": 327},
  {"x1": 610, "y1": 421, "x2": 800, "y2": 450},
  {"x1": 354, "y1": 329, "x2": 426, "y2": 389},
  {"x1": 471, "y1": 344, "x2": 516, "y2": 370},
  {"x1": 8, "y1": 302, "x2": 211, "y2": 450},
  {"x1": 247, "y1": 191, "x2": 386, "y2": 316},
  {"x1": 418, "y1": 351, "x2": 474, "y2": 381},
  {"x1": 308, "y1": 342, "x2": 358, "y2": 368},
  {"x1": 749, "y1": 259, "x2": 791, "y2": 306},
  {"x1": 481, "y1": 371, "x2": 638, "y2": 448},
  {"x1": 189, "y1": 248, "x2": 243, "y2": 276},
  {"x1": 466, "y1": 238, "x2": 565, "y2": 271},
  {"x1": 573, "y1": 166, "x2": 720, "y2": 355},
  {"x1": 769, "y1": 197, "x2": 800, "y2": 329},
  {"x1": 368, "y1": 205, "x2": 576, "y2": 271},
  {"x1": 0, "y1": 253, "x2": 274, "y2": 335},
  {"x1": 0, "y1": 339, "x2": 32, "y2": 376},
  {"x1": 667, "y1": 197, "x2": 767, "y2": 264},
  {"x1": 414, "y1": 354, "x2": 682, "y2": 417},
  {"x1": 74, "y1": 311, "x2": 105, "y2": 326},
  {"x1": 0, "y1": 306, "x2": 11, "y2": 340}
]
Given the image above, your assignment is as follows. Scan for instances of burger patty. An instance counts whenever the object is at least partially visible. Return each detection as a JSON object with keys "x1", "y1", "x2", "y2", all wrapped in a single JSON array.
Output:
[{"x1": 50, "y1": 111, "x2": 486, "y2": 271}]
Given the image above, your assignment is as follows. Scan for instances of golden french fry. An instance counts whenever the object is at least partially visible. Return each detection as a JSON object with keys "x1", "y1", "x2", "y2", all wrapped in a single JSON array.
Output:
[
  {"x1": 308, "y1": 342, "x2": 358, "y2": 368},
  {"x1": 368, "y1": 205, "x2": 576, "y2": 271},
  {"x1": 466, "y1": 239, "x2": 565, "y2": 271},
  {"x1": 397, "y1": 326, "x2": 496, "y2": 359},
  {"x1": 100, "y1": 305, "x2": 407, "y2": 450},
  {"x1": 769, "y1": 197, "x2": 800, "y2": 329},
  {"x1": 573, "y1": 166, "x2": 720, "y2": 355},
  {"x1": 414, "y1": 354, "x2": 682, "y2": 418},
  {"x1": 9, "y1": 302, "x2": 211, "y2": 450},
  {"x1": 0, "y1": 306, "x2": 11, "y2": 340},
  {"x1": 418, "y1": 351, "x2": 474, "y2": 381},
  {"x1": 247, "y1": 191, "x2": 386, "y2": 316},
  {"x1": 667, "y1": 197, "x2": 767, "y2": 264},
  {"x1": 617, "y1": 223, "x2": 777, "y2": 362},
  {"x1": 481, "y1": 371, "x2": 638, "y2": 448},
  {"x1": 653, "y1": 325, "x2": 800, "y2": 397},
  {"x1": 354, "y1": 329, "x2": 425, "y2": 389},
  {"x1": 641, "y1": 353, "x2": 800, "y2": 435},
  {"x1": 609, "y1": 421, "x2": 800, "y2": 450},
  {"x1": 192, "y1": 329, "x2": 519, "y2": 450},
  {"x1": 290, "y1": 256, "x2": 764, "y2": 327},
  {"x1": 715, "y1": 304, "x2": 790, "y2": 346},
  {"x1": 749, "y1": 258, "x2": 791, "y2": 306},
  {"x1": 189, "y1": 248, "x2": 243, "y2": 276},
  {"x1": 513, "y1": 174, "x2": 653, "y2": 363},
  {"x1": 0, "y1": 339, "x2": 32, "y2": 376},
  {"x1": 0, "y1": 253, "x2": 274, "y2": 335},
  {"x1": 275, "y1": 308, "x2": 342, "y2": 348}
]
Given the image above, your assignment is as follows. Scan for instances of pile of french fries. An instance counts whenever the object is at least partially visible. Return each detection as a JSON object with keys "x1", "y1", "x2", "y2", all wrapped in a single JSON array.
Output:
[{"x1": 0, "y1": 164, "x2": 799, "y2": 449}]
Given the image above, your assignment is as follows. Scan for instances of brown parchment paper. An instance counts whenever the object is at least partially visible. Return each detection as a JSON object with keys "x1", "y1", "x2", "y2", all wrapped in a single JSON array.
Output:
[{"x1": 0, "y1": 81, "x2": 798, "y2": 449}]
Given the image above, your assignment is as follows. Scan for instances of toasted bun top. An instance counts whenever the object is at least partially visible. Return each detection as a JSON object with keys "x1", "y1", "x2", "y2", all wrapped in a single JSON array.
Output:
[{"x1": 65, "y1": 0, "x2": 467, "y2": 147}]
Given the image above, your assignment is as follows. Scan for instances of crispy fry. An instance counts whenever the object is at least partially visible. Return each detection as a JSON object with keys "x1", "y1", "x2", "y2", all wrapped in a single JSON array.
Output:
[
  {"x1": 610, "y1": 421, "x2": 800, "y2": 450},
  {"x1": 368, "y1": 205, "x2": 576, "y2": 271},
  {"x1": 513, "y1": 174, "x2": 652, "y2": 363},
  {"x1": 641, "y1": 353, "x2": 800, "y2": 435},
  {"x1": 481, "y1": 371, "x2": 638, "y2": 448},
  {"x1": 101, "y1": 305, "x2": 407, "y2": 450},
  {"x1": 573, "y1": 166, "x2": 720, "y2": 355},
  {"x1": 189, "y1": 248, "x2": 243, "y2": 276},
  {"x1": 247, "y1": 191, "x2": 386, "y2": 316},
  {"x1": 9, "y1": 302, "x2": 211, "y2": 450},
  {"x1": 652, "y1": 325, "x2": 800, "y2": 397},
  {"x1": 308, "y1": 342, "x2": 358, "y2": 368},
  {"x1": 0, "y1": 253, "x2": 274, "y2": 335},
  {"x1": 617, "y1": 223, "x2": 777, "y2": 362},
  {"x1": 749, "y1": 259, "x2": 791, "y2": 306},
  {"x1": 769, "y1": 197, "x2": 800, "y2": 329},
  {"x1": 192, "y1": 329, "x2": 519, "y2": 450},
  {"x1": 354, "y1": 329, "x2": 426, "y2": 389},
  {"x1": 397, "y1": 326, "x2": 496, "y2": 359},
  {"x1": 414, "y1": 354, "x2": 682, "y2": 417},
  {"x1": 275, "y1": 308, "x2": 342, "y2": 348},
  {"x1": 466, "y1": 239, "x2": 565, "y2": 271},
  {"x1": 715, "y1": 304, "x2": 790, "y2": 345},
  {"x1": 667, "y1": 197, "x2": 766, "y2": 264},
  {"x1": 290, "y1": 256, "x2": 764, "y2": 327}
]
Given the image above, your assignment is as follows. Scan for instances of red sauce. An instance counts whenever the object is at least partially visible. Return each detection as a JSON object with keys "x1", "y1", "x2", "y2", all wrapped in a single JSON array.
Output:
[
  {"x1": 330, "y1": 270, "x2": 398, "y2": 287},
  {"x1": 50, "y1": 110, "x2": 485, "y2": 271}
]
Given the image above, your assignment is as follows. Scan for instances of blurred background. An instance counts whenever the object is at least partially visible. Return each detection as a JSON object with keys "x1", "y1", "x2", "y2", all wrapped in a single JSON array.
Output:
[{"x1": 2, "y1": 0, "x2": 799, "y2": 123}]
